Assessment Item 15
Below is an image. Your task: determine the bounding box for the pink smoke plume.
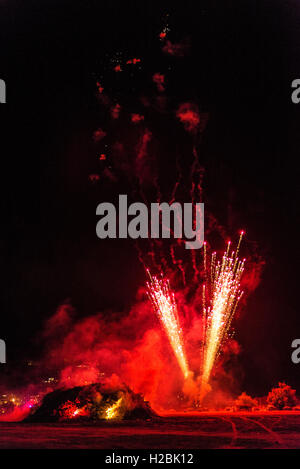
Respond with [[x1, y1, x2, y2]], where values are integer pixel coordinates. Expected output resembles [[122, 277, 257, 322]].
[[37, 261, 257, 413], [153, 73, 165, 92], [111, 103, 121, 119], [93, 128, 106, 142], [176, 103, 209, 134], [162, 39, 190, 57]]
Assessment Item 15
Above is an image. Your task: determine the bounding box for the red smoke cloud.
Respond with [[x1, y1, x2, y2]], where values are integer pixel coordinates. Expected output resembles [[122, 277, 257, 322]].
[[176, 103, 200, 133], [0, 405, 33, 422], [93, 128, 106, 142], [153, 73, 165, 92], [114, 64, 122, 72], [37, 266, 252, 412], [135, 129, 154, 186], [126, 58, 141, 65], [111, 103, 121, 119], [162, 39, 190, 57], [88, 173, 100, 183], [131, 113, 144, 124], [175, 103, 209, 134], [241, 257, 266, 293], [41, 295, 188, 411], [96, 81, 104, 94]]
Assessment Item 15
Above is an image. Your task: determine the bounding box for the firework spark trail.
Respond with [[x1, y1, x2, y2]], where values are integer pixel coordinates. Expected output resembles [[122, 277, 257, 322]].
[[135, 242, 148, 272], [168, 204, 186, 285], [201, 233, 245, 392], [170, 245, 186, 286], [105, 397, 123, 419], [147, 270, 190, 379], [155, 239, 169, 273], [189, 146, 204, 284], [169, 180, 180, 205]]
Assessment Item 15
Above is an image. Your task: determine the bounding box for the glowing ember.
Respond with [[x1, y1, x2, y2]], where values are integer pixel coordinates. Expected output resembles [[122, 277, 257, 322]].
[[58, 401, 88, 420], [201, 232, 245, 392], [105, 397, 123, 420], [146, 270, 190, 379]]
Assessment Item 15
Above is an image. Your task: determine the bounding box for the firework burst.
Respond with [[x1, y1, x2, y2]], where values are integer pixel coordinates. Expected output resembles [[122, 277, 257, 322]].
[[200, 232, 245, 392], [146, 233, 247, 402], [146, 270, 191, 380]]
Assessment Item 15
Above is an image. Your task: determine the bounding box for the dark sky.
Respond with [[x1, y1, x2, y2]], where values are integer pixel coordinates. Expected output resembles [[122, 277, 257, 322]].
[[0, 0, 300, 395]]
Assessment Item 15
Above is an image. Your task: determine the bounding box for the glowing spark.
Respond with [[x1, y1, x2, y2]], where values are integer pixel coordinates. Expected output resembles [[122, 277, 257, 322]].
[[146, 270, 190, 379], [201, 234, 245, 391], [105, 398, 123, 420], [203, 241, 207, 273]]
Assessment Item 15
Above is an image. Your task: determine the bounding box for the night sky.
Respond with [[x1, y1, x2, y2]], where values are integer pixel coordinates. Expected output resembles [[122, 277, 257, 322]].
[[1, 0, 300, 396]]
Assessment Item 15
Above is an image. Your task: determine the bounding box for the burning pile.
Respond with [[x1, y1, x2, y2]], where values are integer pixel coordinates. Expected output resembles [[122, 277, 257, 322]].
[[25, 383, 156, 423]]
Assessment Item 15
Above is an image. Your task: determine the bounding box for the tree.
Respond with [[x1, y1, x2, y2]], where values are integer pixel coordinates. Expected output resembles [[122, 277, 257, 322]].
[[267, 382, 297, 410]]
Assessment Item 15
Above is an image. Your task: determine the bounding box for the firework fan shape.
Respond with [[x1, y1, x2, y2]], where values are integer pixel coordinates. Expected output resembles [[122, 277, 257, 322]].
[[146, 270, 191, 380], [147, 233, 246, 398], [201, 232, 245, 392]]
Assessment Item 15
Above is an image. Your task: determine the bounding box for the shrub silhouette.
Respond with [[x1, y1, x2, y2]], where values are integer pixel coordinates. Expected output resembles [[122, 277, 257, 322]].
[[267, 382, 297, 410], [235, 392, 257, 410]]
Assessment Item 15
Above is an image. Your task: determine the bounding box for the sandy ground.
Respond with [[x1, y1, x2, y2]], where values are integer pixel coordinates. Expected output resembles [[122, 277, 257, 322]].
[[1, 412, 300, 449]]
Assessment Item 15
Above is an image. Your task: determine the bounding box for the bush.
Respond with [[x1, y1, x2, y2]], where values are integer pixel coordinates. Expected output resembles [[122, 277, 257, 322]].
[[235, 392, 257, 410], [267, 382, 297, 410]]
